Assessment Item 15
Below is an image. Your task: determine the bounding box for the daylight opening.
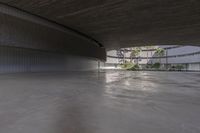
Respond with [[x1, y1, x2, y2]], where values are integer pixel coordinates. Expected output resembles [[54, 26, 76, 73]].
[[102, 45, 200, 71]]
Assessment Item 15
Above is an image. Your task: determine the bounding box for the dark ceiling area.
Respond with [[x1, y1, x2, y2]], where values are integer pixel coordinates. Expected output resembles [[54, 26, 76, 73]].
[[1, 0, 200, 49]]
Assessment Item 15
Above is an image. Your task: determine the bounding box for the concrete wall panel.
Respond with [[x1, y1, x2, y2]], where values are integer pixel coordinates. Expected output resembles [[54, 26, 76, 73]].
[[0, 4, 105, 73], [0, 46, 99, 73]]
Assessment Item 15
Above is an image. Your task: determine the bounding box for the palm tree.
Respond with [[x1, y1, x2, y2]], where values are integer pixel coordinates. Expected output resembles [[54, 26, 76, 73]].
[[130, 47, 141, 64], [145, 46, 154, 64], [155, 47, 165, 64], [122, 48, 129, 64]]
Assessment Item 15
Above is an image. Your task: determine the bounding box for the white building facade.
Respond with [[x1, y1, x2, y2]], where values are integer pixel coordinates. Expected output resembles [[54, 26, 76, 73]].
[[105, 45, 200, 71]]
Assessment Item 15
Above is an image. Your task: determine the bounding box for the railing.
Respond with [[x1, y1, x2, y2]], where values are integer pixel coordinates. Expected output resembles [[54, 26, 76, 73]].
[[108, 51, 200, 59]]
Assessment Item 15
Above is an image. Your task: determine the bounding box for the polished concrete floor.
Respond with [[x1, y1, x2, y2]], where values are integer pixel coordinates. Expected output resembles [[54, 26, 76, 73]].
[[0, 70, 200, 133]]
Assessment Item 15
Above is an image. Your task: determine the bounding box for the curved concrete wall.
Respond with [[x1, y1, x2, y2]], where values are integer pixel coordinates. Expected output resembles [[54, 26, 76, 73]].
[[157, 46, 200, 64], [0, 46, 100, 73], [0, 4, 106, 73]]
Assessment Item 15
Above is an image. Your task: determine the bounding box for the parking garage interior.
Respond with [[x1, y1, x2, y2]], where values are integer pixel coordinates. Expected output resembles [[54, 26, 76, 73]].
[[0, 1, 200, 133]]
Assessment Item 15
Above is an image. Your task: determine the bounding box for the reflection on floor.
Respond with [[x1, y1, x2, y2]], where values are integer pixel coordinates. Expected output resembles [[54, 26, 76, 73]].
[[0, 70, 200, 133]]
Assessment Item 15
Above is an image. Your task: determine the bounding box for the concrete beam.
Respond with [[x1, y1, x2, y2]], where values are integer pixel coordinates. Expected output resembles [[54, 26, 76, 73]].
[[0, 4, 106, 73], [0, 3, 106, 60], [1, 0, 200, 49]]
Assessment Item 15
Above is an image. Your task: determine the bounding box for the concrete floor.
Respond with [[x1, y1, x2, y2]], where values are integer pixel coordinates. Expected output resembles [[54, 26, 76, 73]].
[[0, 71, 200, 133]]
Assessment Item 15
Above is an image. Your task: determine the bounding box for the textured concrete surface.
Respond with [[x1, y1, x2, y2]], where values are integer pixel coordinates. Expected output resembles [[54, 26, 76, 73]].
[[0, 46, 99, 73], [0, 4, 106, 60], [1, 0, 200, 48], [0, 71, 200, 133]]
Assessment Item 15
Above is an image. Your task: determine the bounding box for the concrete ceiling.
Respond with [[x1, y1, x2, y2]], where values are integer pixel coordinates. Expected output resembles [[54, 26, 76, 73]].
[[1, 0, 200, 49]]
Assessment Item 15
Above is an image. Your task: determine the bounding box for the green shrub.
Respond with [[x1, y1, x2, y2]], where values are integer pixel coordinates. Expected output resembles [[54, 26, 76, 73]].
[[152, 62, 161, 69], [127, 64, 140, 71], [146, 64, 152, 69], [169, 64, 184, 71], [169, 66, 176, 71], [120, 62, 139, 71], [176, 64, 184, 71], [120, 62, 133, 69]]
